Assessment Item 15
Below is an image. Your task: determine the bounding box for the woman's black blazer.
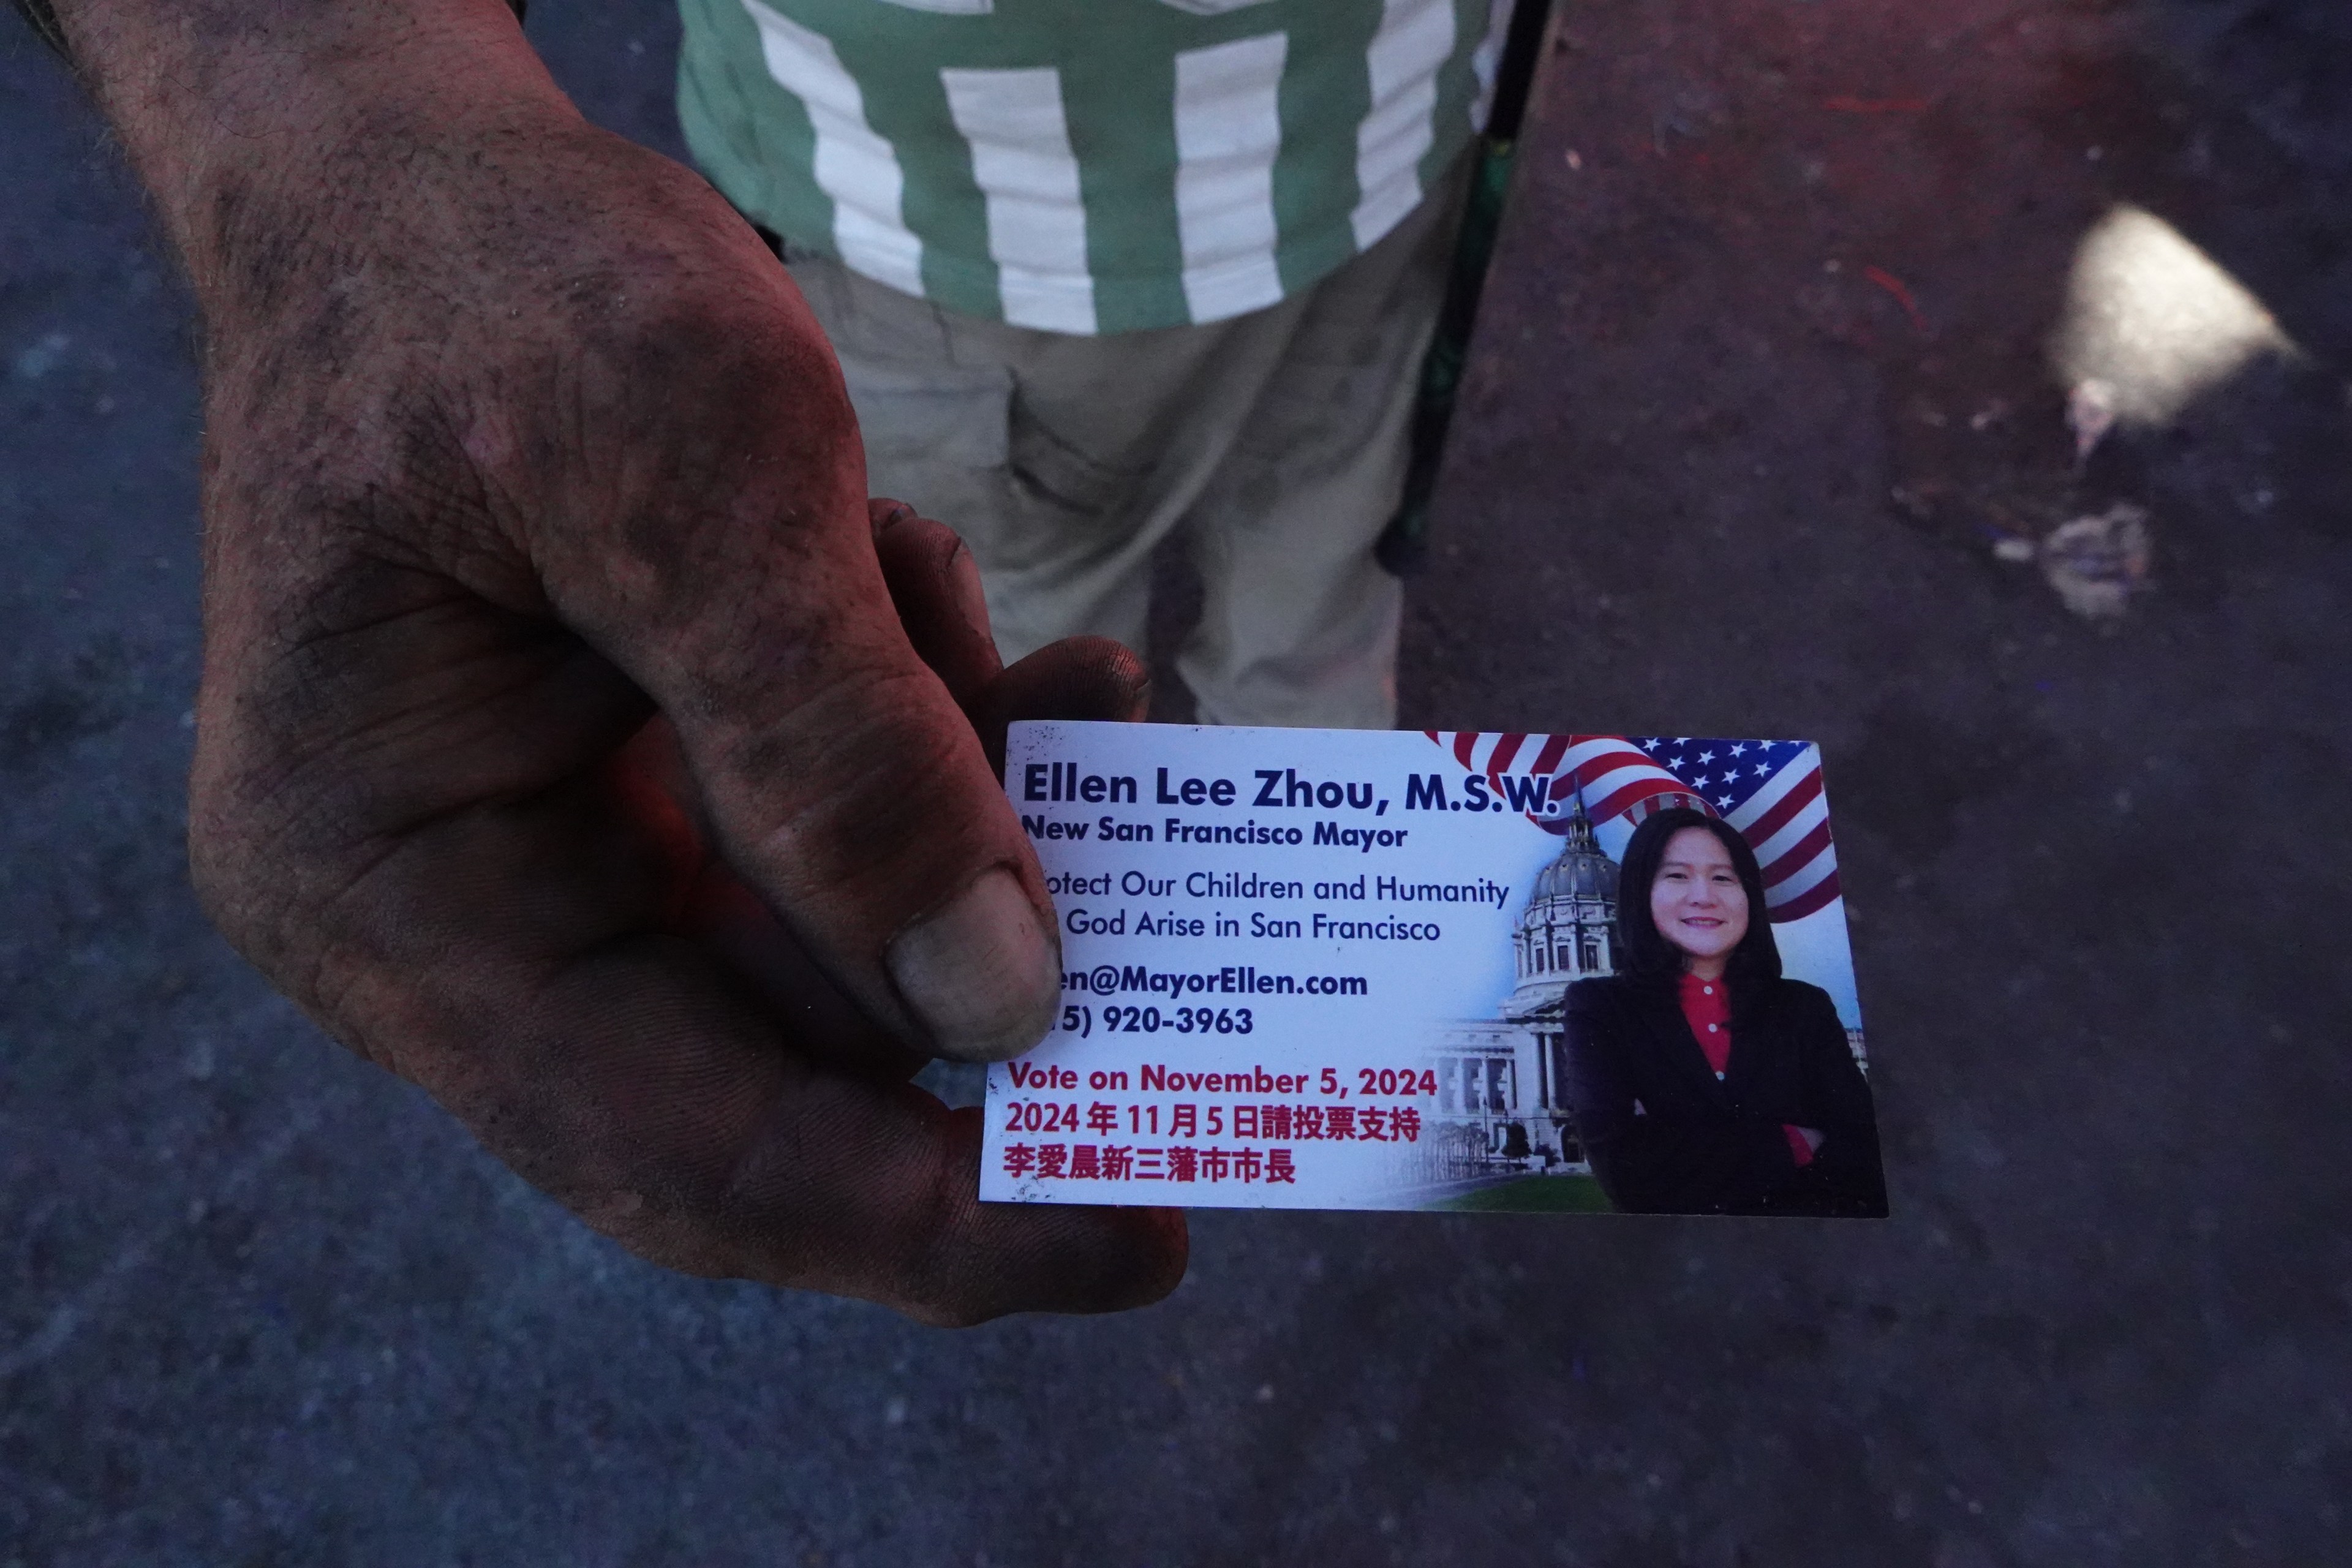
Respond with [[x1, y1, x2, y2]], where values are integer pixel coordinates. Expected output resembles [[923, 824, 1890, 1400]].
[[1563, 975, 1886, 1216]]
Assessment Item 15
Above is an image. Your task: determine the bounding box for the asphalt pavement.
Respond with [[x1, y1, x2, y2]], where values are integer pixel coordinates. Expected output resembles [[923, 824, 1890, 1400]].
[[4, 1, 2348, 1563]]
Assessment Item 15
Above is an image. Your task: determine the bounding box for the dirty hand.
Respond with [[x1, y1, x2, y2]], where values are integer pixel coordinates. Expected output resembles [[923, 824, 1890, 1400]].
[[58, 0, 1184, 1322]]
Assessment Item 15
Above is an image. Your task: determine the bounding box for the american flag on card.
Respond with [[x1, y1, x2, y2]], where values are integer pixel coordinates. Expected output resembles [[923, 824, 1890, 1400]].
[[1426, 732, 1842, 922]]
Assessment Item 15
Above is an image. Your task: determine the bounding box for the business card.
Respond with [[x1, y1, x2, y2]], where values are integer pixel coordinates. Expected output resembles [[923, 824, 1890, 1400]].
[[981, 723, 1883, 1217]]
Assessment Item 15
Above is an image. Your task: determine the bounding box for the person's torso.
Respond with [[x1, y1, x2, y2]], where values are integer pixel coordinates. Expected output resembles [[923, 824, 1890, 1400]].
[[676, 0, 1517, 334], [1581, 978, 1822, 1128]]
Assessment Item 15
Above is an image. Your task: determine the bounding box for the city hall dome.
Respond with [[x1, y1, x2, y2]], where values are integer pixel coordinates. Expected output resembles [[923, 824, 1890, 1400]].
[[1502, 797, 1623, 1023], [1529, 802, 1619, 907]]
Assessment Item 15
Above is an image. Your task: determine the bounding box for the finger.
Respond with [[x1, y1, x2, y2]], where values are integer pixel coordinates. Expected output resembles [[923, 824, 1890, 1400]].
[[863, 496, 1148, 768], [868, 498, 1001, 707], [608, 715, 926, 1082], [521, 290, 1063, 1063], [968, 635, 1151, 777]]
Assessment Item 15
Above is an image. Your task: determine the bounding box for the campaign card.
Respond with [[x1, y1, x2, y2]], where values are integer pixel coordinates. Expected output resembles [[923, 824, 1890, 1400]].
[[981, 723, 1883, 1216]]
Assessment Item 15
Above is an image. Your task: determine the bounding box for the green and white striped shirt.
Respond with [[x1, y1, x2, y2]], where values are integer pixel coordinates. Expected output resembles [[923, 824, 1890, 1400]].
[[677, 0, 1515, 334]]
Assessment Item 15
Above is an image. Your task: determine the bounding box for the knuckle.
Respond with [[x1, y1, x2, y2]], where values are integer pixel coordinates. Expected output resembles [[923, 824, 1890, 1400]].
[[582, 273, 853, 453]]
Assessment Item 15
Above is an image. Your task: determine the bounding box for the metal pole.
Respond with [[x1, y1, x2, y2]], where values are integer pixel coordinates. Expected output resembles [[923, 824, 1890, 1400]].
[[1375, 0, 1559, 576]]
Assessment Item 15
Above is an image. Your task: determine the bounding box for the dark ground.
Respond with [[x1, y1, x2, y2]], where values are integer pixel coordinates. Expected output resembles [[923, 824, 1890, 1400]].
[[5, 1, 2350, 1563]]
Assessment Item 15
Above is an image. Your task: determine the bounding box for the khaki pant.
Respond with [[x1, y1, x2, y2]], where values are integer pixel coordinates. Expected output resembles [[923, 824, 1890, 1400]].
[[782, 154, 1469, 730]]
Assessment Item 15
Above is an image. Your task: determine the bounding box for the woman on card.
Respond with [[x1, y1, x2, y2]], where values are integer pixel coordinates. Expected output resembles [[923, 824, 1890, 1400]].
[[1564, 808, 1886, 1216]]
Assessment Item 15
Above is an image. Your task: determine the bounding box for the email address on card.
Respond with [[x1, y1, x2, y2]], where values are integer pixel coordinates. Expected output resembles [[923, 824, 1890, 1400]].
[[1063, 965, 1368, 999]]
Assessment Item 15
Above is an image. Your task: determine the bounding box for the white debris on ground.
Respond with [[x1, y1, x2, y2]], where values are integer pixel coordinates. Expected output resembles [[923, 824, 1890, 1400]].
[[1981, 380, 2159, 617], [2035, 503, 2154, 620], [2052, 205, 2296, 433]]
